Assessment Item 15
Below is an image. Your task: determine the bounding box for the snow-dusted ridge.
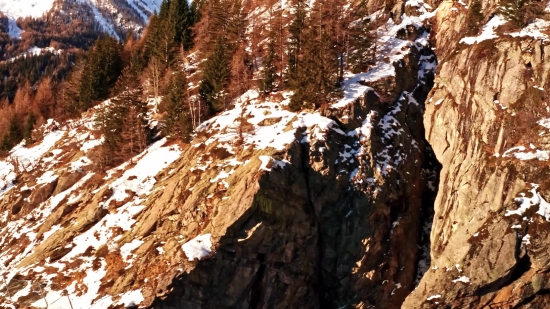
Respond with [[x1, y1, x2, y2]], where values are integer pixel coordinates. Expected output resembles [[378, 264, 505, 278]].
[[461, 14, 550, 45], [0, 0, 161, 39], [0, 0, 56, 19]]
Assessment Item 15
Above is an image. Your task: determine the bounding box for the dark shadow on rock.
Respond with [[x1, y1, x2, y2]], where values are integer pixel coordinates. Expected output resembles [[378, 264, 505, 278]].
[[149, 115, 439, 309], [148, 24, 440, 309]]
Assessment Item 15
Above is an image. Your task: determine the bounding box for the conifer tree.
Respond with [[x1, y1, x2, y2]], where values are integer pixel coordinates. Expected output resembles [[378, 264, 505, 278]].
[[144, 14, 162, 60], [161, 71, 193, 141], [199, 36, 231, 113], [349, 0, 373, 73], [287, 0, 308, 90], [23, 113, 36, 141], [466, 1, 484, 36], [170, 0, 196, 50], [79, 36, 123, 110], [499, 0, 542, 27], [0, 117, 22, 152], [145, 1, 176, 67], [96, 66, 148, 166], [260, 32, 279, 95], [288, 0, 339, 111]]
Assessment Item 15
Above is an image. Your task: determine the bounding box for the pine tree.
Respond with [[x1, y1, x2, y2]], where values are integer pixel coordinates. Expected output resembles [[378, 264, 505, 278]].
[[288, 0, 340, 111], [145, 1, 177, 67], [260, 32, 278, 95], [23, 113, 37, 141], [161, 71, 193, 141], [1, 117, 22, 151], [466, 1, 484, 36], [199, 36, 231, 113], [287, 0, 308, 90], [499, 0, 542, 27], [79, 36, 123, 110], [170, 0, 196, 50], [349, 0, 373, 73], [96, 66, 148, 166], [144, 14, 162, 60]]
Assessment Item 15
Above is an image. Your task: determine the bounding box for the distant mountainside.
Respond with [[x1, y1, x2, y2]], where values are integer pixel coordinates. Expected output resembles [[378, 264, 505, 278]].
[[0, 0, 160, 105], [0, 0, 161, 41]]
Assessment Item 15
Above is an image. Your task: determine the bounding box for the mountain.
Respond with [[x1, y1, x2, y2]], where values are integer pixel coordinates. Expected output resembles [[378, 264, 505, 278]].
[[0, 0, 439, 307], [0, 0, 161, 109], [0, 0, 161, 40], [1, 0, 550, 308]]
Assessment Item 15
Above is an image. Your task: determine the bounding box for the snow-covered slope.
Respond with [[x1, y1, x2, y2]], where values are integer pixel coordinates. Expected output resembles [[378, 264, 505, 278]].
[[0, 0, 56, 19], [0, 0, 161, 39], [0, 0, 160, 20]]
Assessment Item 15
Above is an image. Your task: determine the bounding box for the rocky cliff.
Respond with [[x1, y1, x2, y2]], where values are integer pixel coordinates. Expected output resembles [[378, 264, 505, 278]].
[[404, 1, 550, 308], [0, 0, 442, 308], [6, 0, 550, 308]]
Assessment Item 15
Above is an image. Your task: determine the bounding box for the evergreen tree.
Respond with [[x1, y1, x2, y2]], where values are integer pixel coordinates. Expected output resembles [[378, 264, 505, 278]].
[[287, 0, 308, 90], [144, 14, 162, 60], [145, 0, 198, 67], [170, 0, 196, 50], [161, 71, 193, 141], [260, 32, 278, 95], [23, 113, 36, 141], [0, 117, 22, 152], [288, 0, 339, 111], [199, 36, 231, 113], [466, 0, 484, 36], [79, 36, 123, 110], [145, 1, 176, 67], [159, 1, 178, 67], [499, 0, 542, 27], [349, 0, 373, 73], [96, 66, 148, 166]]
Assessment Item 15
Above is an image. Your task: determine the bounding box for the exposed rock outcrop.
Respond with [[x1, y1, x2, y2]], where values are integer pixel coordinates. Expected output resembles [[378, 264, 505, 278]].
[[404, 2, 550, 308]]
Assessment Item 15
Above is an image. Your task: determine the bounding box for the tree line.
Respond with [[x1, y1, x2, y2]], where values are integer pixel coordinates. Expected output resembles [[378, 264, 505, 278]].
[[0, 0, 378, 169], [197, 0, 374, 113]]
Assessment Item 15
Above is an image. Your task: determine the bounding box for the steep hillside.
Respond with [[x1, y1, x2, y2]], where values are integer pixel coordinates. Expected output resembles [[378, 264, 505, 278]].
[[7, 0, 550, 308], [403, 1, 550, 308], [0, 0, 440, 308], [0, 0, 161, 40]]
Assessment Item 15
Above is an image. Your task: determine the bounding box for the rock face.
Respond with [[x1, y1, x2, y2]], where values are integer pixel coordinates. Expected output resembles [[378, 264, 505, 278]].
[[16, 0, 550, 308], [403, 2, 550, 309], [152, 92, 437, 308], [148, 5, 440, 309], [0, 1, 441, 308]]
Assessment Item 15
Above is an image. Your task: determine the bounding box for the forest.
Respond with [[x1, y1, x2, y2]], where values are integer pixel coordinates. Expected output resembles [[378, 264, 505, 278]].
[[0, 0, 543, 164]]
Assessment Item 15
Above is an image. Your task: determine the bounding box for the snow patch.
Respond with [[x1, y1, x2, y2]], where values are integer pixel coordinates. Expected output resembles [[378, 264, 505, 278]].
[[510, 19, 550, 41], [506, 184, 550, 221], [460, 15, 506, 45], [502, 145, 550, 161], [120, 239, 144, 264], [0, 0, 56, 19], [182, 234, 213, 261], [452, 276, 470, 283], [118, 289, 144, 307]]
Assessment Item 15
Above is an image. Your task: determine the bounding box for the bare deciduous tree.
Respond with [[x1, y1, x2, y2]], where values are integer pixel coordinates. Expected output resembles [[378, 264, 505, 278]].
[[146, 57, 162, 112]]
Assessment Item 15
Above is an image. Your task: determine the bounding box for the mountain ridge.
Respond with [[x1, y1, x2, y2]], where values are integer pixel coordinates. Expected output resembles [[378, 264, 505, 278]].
[[0, 0, 162, 40]]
